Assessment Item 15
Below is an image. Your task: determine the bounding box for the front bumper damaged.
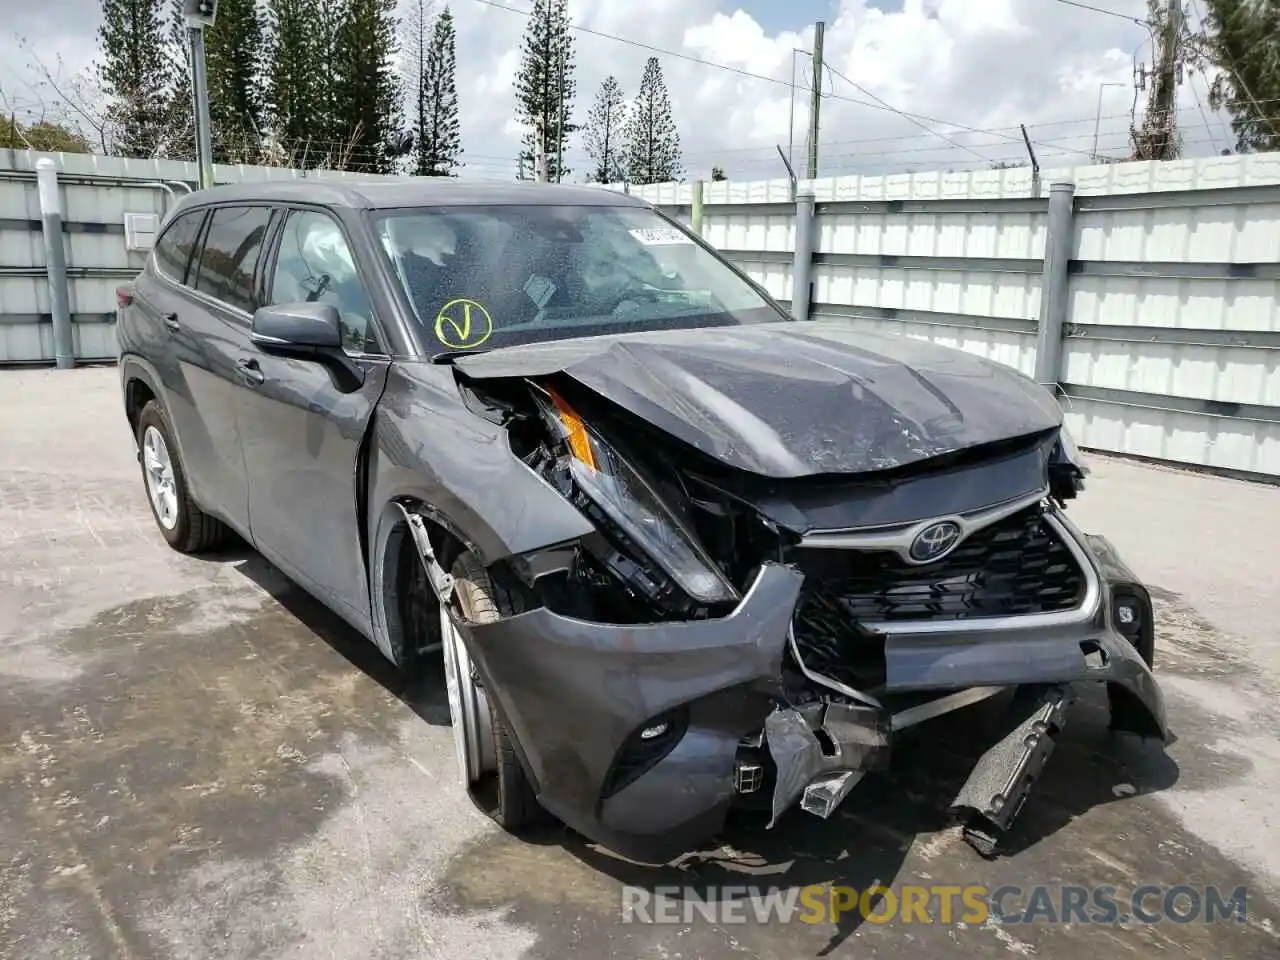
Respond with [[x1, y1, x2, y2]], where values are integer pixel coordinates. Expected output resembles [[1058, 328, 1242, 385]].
[[459, 538, 1169, 865]]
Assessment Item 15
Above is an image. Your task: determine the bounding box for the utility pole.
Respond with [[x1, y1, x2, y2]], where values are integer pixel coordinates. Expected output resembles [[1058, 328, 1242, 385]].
[[805, 20, 824, 180], [182, 0, 218, 189], [1133, 0, 1183, 160], [531, 4, 554, 183]]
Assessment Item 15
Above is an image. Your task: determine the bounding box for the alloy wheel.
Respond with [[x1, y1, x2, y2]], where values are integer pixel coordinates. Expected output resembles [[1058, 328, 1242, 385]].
[[439, 602, 496, 784], [142, 426, 179, 531]]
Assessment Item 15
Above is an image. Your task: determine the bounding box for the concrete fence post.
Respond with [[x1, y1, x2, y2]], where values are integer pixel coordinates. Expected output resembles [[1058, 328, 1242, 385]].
[[36, 158, 75, 370], [691, 179, 705, 235], [1034, 181, 1075, 392], [791, 188, 816, 321]]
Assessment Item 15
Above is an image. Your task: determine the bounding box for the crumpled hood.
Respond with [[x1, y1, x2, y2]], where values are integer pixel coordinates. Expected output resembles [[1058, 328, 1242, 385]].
[[454, 320, 1062, 478]]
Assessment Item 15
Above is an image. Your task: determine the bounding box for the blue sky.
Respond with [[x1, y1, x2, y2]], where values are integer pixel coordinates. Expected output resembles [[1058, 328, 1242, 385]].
[[742, 0, 898, 33], [742, 0, 836, 32]]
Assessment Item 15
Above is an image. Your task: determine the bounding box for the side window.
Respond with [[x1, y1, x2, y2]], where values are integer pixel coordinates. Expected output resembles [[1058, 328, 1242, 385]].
[[153, 209, 205, 283], [270, 209, 379, 354], [193, 205, 273, 312]]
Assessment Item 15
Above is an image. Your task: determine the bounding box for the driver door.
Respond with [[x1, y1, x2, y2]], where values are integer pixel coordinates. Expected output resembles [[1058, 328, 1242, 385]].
[[235, 206, 390, 631]]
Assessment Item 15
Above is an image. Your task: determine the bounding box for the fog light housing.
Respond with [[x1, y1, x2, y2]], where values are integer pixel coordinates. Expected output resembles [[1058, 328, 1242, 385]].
[[1110, 588, 1155, 667], [601, 708, 689, 799]]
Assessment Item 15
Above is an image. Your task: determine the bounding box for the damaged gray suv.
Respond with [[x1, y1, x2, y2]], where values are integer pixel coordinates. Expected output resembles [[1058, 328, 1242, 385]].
[[117, 179, 1168, 864]]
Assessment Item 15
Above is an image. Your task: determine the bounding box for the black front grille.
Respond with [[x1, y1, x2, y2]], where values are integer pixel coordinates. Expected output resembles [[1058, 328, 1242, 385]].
[[794, 505, 1086, 624]]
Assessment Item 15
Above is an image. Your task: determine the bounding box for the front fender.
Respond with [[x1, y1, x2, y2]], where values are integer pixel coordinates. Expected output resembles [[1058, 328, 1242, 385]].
[[369, 362, 594, 564], [365, 361, 596, 664]]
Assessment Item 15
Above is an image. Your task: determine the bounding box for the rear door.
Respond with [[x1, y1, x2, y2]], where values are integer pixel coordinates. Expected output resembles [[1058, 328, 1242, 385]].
[[176, 204, 278, 533], [234, 206, 391, 628]]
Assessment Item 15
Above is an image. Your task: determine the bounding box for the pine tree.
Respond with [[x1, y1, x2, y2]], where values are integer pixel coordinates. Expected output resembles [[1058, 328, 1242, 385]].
[[168, 0, 267, 163], [513, 0, 576, 181], [164, 1, 196, 160], [333, 0, 403, 172], [415, 6, 462, 175], [583, 76, 626, 183], [96, 0, 175, 157], [204, 0, 266, 161], [1195, 0, 1280, 152], [624, 57, 683, 185], [401, 0, 434, 172], [265, 0, 319, 163]]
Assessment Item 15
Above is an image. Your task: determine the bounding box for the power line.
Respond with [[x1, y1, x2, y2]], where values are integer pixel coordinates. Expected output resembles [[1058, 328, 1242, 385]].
[[468, 0, 802, 88], [465, 0, 1065, 155], [1184, 0, 1278, 141], [1183, 0, 1234, 149], [468, 0, 1257, 172], [1051, 0, 1150, 27], [676, 99, 1249, 159], [822, 62, 994, 163]]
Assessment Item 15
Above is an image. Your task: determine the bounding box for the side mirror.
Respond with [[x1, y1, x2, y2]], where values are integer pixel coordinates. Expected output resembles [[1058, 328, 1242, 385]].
[[251, 302, 343, 351], [249, 302, 363, 392]]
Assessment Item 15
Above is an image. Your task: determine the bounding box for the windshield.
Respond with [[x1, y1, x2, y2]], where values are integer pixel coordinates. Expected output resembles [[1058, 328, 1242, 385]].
[[373, 204, 784, 356]]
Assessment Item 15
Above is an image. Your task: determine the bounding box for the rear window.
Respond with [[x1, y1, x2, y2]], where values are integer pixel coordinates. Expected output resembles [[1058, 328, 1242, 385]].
[[373, 204, 782, 356], [153, 209, 205, 283], [193, 205, 273, 312]]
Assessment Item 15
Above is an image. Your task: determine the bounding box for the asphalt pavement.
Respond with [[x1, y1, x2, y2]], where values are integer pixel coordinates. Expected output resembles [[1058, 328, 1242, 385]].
[[2, 365, 1278, 959]]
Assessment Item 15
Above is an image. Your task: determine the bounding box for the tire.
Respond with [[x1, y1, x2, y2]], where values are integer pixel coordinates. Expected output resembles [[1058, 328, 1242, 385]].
[[448, 551, 549, 831], [136, 400, 229, 553], [390, 530, 440, 679]]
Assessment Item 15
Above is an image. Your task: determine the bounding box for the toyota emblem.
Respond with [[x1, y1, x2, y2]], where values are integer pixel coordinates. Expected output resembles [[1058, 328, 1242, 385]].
[[909, 520, 962, 563]]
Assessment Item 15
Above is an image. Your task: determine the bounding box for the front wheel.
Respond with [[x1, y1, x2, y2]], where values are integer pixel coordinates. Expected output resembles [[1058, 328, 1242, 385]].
[[442, 552, 548, 831]]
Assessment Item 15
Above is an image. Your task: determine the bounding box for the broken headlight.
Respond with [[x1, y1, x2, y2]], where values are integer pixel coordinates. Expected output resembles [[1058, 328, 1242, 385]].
[[1058, 424, 1090, 475], [540, 389, 740, 605], [1049, 424, 1089, 501]]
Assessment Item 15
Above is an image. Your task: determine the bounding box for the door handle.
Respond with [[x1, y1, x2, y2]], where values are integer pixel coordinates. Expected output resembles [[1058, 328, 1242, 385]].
[[163, 312, 180, 332], [236, 357, 265, 386]]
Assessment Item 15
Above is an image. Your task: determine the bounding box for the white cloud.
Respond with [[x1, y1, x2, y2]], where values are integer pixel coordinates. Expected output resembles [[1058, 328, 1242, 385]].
[[449, 0, 1235, 181], [1, 0, 1240, 180]]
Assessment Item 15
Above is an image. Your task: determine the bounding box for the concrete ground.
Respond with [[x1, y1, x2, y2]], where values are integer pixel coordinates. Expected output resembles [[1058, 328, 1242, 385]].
[[2, 365, 1279, 960]]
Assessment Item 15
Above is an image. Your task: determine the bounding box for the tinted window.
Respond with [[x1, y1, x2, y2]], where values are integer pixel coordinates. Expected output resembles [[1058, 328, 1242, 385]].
[[194, 205, 273, 312], [270, 209, 379, 354], [374, 204, 781, 357], [153, 210, 204, 283]]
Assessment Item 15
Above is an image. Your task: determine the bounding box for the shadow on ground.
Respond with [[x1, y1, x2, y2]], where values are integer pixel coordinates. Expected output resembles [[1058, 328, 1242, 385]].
[[209, 546, 1280, 959], [222, 544, 451, 727], [526, 687, 1182, 954]]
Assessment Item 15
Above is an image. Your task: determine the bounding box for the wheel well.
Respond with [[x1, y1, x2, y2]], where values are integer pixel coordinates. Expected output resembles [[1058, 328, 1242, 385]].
[[380, 504, 467, 664], [125, 377, 157, 435]]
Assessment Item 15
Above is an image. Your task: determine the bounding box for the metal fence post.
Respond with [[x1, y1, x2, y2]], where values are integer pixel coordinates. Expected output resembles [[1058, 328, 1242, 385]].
[[791, 188, 816, 321], [36, 158, 75, 370], [1035, 181, 1075, 392], [691, 179, 705, 235]]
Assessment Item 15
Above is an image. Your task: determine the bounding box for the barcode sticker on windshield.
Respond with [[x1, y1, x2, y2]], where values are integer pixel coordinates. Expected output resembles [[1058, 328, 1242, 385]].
[[629, 227, 693, 246]]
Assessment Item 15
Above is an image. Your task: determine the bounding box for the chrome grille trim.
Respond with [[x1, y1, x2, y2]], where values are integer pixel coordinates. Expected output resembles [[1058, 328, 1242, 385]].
[[798, 487, 1049, 562], [857, 512, 1100, 636]]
